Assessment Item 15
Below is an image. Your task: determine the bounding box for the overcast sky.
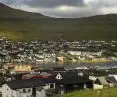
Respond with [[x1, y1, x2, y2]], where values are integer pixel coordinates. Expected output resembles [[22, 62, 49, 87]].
[[0, 0, 117, 18]]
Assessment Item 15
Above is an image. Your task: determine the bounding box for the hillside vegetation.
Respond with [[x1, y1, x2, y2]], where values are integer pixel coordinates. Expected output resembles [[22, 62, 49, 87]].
[[0, 3, 117, 41], [54, 88, 117, 97]]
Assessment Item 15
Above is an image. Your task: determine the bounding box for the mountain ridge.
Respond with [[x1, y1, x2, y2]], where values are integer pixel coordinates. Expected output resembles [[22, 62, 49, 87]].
[[0, 3, 117, 41], [0, 3, 49, 19]]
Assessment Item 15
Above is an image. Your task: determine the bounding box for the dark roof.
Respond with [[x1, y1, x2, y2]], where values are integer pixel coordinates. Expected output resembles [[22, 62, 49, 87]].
[[32, 71, 92, 85], [53, 67, 66, 71], [39, 77, 55, 84], [14, 73, 29, 80], [56, 76, 92, 85], [7, 79, 45, 90], [55, 71, 92, 84], [106, 76, 117, 84]]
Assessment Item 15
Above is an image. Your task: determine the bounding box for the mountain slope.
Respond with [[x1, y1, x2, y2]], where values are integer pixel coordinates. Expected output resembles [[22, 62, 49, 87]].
[[0, 3, 49, 19], [0, 3, 117, 41]]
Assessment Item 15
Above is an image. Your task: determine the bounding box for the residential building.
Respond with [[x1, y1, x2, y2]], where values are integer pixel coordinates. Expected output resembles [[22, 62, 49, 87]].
[[2, 79, 46, 97]]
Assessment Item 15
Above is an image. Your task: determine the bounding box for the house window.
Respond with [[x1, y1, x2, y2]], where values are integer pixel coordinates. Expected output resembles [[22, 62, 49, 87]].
[[73, 85, 78, 88], [23, 89, 26, 93], [60, 85, 64, 88], [50, 84, 54, 89]]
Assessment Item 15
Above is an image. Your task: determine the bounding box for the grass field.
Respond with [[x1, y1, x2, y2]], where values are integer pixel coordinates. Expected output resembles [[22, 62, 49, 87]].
[[54, 88, 117, 97], [1, 16, 117, 41], [78, 59, 112, 63]]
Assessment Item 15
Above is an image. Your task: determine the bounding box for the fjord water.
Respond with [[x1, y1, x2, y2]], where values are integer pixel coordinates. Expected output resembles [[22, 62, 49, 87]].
[[39, 61, 117, 70]]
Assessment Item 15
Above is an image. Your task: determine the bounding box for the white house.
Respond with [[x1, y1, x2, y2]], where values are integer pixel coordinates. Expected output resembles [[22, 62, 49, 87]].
[[67, 51, 81, 56], [2, 79, 46, 97], [82, 52, 102, 57], [93, 77, 108, 90]]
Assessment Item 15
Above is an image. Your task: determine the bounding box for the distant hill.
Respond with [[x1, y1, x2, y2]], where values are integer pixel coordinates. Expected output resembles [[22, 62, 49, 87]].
[[0, 3, 117, 41]]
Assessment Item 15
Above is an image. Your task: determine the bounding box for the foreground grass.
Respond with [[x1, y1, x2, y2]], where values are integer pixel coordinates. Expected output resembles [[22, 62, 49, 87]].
[[54, 88, 117, 97]]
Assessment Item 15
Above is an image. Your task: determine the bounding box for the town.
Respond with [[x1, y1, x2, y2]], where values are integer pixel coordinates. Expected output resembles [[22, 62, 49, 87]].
[[0, 37, 117, 65], [0, 37, 117, 97]]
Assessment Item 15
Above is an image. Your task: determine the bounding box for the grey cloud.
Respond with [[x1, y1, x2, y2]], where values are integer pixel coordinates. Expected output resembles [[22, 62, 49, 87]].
[[23, 0, 85, 8], [41, 11, 99, 18], [0, 0, 16, 5], [22, 0, 117, 9], [94, 0, 117, 8], [39, 7, 101, 18], [0, 0, 117, 18]]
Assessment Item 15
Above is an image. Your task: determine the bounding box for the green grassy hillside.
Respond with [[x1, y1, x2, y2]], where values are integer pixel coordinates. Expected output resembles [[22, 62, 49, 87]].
[[0, 3, 117, 41], [54, 88, 117, 97]]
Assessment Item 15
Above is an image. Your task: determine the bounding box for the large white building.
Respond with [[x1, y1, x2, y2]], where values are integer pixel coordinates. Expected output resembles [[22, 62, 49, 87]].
[[2, 79, 46, 97]]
